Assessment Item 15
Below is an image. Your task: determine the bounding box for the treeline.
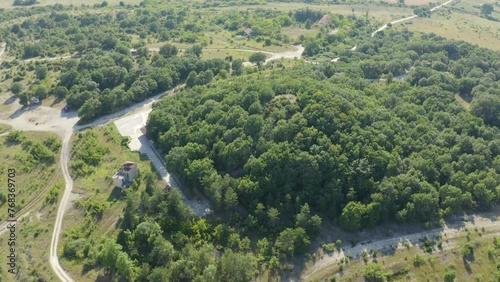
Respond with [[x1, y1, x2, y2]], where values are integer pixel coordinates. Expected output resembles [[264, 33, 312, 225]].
[[12, 0, 36, 6], [147, 32, 500, 234], [0, 5, 204, 58], [58, 44, 235, 122]]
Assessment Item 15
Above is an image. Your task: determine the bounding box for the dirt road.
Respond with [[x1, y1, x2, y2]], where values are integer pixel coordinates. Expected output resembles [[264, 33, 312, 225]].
[[301, 213, 499, 281], [49, 131, 75, 282], [371, 0, 456, 37]]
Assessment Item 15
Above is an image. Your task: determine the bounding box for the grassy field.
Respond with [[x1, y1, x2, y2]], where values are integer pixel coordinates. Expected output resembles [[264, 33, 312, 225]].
[[0, 123, 11, 134], [0, 131, 62, 222], [306, 217, 500, 281], [0, 131, 63, 282], [0, 178, 65, 282], [398, 1, 500, 51], [60, 124, 161, 281]]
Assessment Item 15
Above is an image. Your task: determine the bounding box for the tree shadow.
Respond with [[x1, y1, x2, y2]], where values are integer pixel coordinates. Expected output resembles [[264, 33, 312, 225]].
[[51, 96, 64, 107], [462, 256, 473, 273], [107, 187, 125, 202], [3, 95, 17, 105]]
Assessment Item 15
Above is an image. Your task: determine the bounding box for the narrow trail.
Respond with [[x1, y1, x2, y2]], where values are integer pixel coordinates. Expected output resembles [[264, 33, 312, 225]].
[[49, 131, 74, 282], [371, 0, 456, 37], [301, 213, 499, 281]]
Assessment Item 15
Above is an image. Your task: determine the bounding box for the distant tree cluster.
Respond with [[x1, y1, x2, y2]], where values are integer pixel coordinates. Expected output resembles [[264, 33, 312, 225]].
[[12, 0, 36, 6]]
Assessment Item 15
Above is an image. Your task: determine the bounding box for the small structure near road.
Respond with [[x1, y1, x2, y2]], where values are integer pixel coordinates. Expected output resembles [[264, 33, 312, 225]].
[[112, 161, 138, 189], [243, 27, 252, 36]]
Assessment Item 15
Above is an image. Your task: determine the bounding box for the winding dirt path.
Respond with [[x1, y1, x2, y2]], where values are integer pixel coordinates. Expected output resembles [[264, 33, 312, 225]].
[[371, 0, 456, 37], [302, 213, 499, 280], [49, 131, 75, 282]]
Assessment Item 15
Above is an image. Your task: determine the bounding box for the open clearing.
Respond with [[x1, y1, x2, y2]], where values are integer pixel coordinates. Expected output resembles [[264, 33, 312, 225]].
[[302, 213, 500, 281], [397, 0, 500, 50]]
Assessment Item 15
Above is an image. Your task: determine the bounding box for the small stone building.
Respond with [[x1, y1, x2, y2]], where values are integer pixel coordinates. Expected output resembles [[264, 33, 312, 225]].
[[112, 161, 138, 189]]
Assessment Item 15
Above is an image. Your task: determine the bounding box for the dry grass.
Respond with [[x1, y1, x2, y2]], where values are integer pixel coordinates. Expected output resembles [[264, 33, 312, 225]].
[[0, 131, 63, 282], [455, 94, 471, 111], [0, 178, 65, 282], [399, 6, 500, 51], [0, 131, 61, 222], [201, 49, 266, 61], [306, 222, 500, 281], [0, 123, 11, 133]]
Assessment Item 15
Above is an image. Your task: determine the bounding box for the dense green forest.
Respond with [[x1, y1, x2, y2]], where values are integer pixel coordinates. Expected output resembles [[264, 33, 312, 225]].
[[2, 1, 499, 281], [60, 28, 500, 282], [148, 30, 500, 232]]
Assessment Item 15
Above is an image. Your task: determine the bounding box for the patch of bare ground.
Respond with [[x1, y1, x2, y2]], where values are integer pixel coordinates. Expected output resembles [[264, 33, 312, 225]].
[[294, 210, 499, 281]]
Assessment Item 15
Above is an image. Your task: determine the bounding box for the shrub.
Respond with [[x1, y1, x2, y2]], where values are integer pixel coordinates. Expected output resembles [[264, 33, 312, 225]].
[[462, 242, 474, 259], [63, 238, 89, 260], [444, 270, 456, 282], [363, 263, 387, 282], [6, 130, 23, 143], [323, 243, 336, 253], [413, 254, 424, 267]]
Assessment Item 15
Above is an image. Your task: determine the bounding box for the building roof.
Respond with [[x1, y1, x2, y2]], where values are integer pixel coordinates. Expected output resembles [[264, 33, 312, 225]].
[[120, 161, 137, 172], [243, 27, 252, 36]]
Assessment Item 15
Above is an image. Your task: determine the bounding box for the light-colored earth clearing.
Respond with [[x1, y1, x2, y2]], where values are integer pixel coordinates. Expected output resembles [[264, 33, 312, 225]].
[[302, 213, 500, 281]]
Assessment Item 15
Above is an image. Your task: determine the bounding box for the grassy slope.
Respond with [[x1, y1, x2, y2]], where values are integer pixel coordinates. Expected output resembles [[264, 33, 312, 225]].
[[304, 216, 500, 281], [0, 131, 61, 222], [0, 131, 63, 282], [60, 124, 160, 282], [0, 123, 11, 134], [401, 0, 500, 51]]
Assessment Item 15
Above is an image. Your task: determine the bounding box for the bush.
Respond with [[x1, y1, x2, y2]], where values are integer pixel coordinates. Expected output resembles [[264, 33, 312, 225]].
[[363, 263, 387, 282], [444, 270, 456, 282], [6, 130, 23, 143], [63, 238, 89, 260], [323, 243, 335, 253], [413, 254, 424, 267], [462, 242, 474, 259], [45, 184, 61, 204]]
